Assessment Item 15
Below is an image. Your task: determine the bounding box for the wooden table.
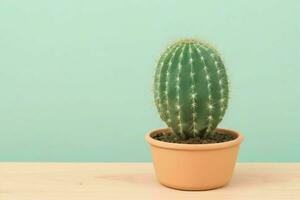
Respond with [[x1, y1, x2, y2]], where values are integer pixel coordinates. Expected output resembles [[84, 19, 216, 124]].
[[0, 163, 299, 200]]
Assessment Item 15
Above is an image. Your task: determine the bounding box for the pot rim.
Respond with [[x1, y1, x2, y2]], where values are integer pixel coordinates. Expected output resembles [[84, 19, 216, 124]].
[[145, 127, 244, 151]]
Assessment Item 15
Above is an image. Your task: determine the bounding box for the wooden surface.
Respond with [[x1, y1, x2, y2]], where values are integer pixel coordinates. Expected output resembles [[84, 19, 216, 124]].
[[0, 163, 299, 200]]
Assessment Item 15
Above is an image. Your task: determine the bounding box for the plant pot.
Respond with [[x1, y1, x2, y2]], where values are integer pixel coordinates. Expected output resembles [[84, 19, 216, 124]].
[[145, 127, 243, 190]]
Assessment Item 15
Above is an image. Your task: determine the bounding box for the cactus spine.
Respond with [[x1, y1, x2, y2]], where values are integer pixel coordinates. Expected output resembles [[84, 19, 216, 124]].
[[154, 39, 229, 138]]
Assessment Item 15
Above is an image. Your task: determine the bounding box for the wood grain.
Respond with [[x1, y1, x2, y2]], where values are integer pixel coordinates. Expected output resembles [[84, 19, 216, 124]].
[[0, 163, 299, 200]]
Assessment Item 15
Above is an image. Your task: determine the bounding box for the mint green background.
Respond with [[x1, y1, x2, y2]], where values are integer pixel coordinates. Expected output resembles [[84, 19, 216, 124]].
[[1, 0, 299, 162]]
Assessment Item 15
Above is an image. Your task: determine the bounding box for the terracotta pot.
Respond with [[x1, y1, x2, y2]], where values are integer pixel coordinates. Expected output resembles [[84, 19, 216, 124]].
[[145, 128, 243, 190]]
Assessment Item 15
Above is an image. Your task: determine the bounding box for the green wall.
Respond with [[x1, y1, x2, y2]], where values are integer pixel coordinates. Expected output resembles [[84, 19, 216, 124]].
[[1, 0, 299, 162]]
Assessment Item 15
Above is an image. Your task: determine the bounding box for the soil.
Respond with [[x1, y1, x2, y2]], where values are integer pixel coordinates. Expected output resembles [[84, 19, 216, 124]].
[[152, 131, 236, 144]]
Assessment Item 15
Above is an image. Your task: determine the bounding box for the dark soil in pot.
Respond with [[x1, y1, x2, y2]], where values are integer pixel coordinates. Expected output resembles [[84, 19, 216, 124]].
[[152, 131, 236, 144]]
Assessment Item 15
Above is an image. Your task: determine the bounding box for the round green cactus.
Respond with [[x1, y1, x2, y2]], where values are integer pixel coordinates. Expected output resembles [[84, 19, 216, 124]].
[[154, 39, 229, 138]]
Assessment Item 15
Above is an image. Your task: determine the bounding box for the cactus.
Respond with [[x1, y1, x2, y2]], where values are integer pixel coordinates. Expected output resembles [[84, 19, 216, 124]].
[[154, 39, 229, 139]]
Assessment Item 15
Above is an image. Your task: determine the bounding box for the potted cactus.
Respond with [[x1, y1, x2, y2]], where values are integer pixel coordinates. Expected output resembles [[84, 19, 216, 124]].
[[145, 39, 244, 190]]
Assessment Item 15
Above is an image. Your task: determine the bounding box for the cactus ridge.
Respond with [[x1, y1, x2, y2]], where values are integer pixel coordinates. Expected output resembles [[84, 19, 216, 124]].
[[154, 39, 229, 138]]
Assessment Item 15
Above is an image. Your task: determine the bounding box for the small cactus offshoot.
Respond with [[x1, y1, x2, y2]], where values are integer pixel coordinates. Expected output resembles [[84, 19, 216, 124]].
[[154, 39, 229, 139]]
